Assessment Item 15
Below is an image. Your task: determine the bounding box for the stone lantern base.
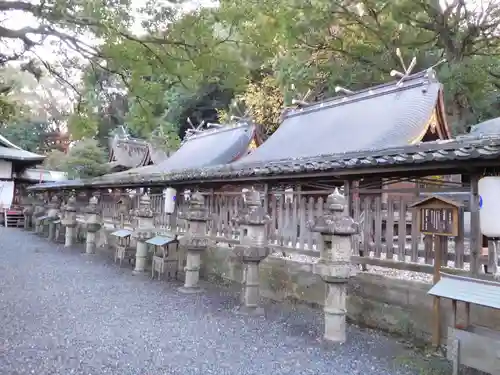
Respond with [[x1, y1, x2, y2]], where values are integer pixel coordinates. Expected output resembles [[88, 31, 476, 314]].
[[178, 248, 204, 294]]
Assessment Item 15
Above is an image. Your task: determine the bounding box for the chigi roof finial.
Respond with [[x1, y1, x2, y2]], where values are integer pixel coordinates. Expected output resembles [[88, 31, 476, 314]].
[[390, 48, 417, 87], [291, 88, 313, 108], [334, 86, 354, 96]]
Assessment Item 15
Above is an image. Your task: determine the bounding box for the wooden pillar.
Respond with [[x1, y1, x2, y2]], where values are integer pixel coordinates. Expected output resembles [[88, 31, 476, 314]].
[[344, 180, 352, 215], [465, 302, 471, 327], [451, 299, 457, 328], [470, 174, 481, 276]]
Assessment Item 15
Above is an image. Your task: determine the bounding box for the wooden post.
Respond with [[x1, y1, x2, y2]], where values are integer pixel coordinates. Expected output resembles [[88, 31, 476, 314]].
[[470, 174, 481, 276], [263, 184, 269, 207], [451, 299, 457, 328], [344, 180, 352, 215], [263, 183, 269, 239], [432, 234, 442, 348], [465, 302, 471, 328]]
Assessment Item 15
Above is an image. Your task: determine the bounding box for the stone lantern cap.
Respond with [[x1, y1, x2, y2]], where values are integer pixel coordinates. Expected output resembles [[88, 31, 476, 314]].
[[47, 195, 61, 210], [233, 188, 270, 226], [64, 195, 77, 212], [180, 191, 210, 222], [133, 193, 154, 218], [84, 195, 101, 214], [308, 188, 358, 236]]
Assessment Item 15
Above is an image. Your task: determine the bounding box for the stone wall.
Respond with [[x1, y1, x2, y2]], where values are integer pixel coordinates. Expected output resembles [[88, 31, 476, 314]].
[[202, 245, 500, 344]]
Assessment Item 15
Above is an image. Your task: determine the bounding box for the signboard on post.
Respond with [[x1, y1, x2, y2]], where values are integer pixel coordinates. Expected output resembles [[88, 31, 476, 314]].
[[409, 195, 463, 350], [410, 196, 462, 237]]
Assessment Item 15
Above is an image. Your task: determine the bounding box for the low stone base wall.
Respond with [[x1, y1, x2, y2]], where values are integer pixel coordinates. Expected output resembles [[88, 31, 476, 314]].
[[86, 224, 500, 344], [202, 245, 500, 344]]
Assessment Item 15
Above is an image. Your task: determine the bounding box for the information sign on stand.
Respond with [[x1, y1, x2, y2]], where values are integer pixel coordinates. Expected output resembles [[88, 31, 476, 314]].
[[410, 196, 463, 349]]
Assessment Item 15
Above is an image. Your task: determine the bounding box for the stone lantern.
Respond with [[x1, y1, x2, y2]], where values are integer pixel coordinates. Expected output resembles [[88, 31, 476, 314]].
[[84, 195, 102, 254], [33, 193, 46, 234], [22, 193, 34, 230], [131, 193, 154, 275], [232, 188, 270, 314], [61, 194, 78, 247], [46, 195, 61, 241], [178, 191, 210, 293], [308, 188, 358, 343]]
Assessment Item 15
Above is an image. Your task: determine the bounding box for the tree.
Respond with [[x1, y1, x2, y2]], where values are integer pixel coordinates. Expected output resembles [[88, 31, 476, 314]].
[[0, 0, 136, 96], [0, 120, 53, 152], [67, 63, 128, 146], [215, 0, 500, 133], [222, 76, 284, 134], [43, 139, 109, 179]]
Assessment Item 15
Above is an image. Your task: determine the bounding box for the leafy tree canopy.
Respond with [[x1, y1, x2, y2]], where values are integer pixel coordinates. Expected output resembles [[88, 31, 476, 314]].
[[43, 138, 109, 179], [3, 0, 500, 149]]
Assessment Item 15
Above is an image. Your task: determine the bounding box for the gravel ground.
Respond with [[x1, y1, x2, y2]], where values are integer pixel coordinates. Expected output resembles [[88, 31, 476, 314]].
[[0, 227, 428, 375]]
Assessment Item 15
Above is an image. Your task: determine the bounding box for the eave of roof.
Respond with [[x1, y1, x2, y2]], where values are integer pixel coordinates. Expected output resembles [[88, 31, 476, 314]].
[[0, 146, 45, 162], [27, 134, 500, 191]]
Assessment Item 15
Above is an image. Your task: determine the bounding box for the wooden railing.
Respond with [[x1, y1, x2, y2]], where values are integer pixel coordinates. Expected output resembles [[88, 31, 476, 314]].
[[88, 186, 494, 277]]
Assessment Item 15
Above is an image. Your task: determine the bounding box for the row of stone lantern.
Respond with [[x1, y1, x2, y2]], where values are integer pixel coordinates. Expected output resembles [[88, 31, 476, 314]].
[[174, 187, 359, 343], [21, 186, 358, 344], [23, 192, 103, 254]]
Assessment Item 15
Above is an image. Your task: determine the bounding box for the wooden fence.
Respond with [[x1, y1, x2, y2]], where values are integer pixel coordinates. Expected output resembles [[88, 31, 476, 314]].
[[85, 183, 495, 278]]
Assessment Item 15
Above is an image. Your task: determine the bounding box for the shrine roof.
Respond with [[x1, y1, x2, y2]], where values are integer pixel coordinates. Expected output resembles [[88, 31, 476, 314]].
[[0, 134, 44, 162], [29, 121, 257, 189], [94, 121, 256, 181], [233, 69, 444, 165], [27, 132, 500, 190], [468, 116, 500, 136]]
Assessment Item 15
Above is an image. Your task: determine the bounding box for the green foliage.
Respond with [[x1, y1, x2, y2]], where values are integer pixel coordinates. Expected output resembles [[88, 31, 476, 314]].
[[43, 139, 109, 179], [9, 0, 500, 146], [238, 76, 284, 134], [148, 122, 181, 154], [43, 149, 67, 171], [0, 120, 53, 153]]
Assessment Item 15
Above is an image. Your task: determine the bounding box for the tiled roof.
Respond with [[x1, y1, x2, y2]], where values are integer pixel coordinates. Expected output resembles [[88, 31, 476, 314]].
[[236, 70, 442, 165], [141, 135, 500, 183], [0, 146, 45, 162], [94, 121, 256, 182], [29, 121, 257, 190], [0, 134, 44, 162], [27, 134, 500, 190], [469, 116, 500, 136]]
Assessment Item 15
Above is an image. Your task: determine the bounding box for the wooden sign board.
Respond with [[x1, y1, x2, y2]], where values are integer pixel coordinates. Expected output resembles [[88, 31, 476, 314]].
[[409, 196, 462, 237]]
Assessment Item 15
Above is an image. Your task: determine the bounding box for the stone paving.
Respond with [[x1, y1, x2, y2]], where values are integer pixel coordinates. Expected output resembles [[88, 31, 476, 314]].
[[0, 227, 433, 375]]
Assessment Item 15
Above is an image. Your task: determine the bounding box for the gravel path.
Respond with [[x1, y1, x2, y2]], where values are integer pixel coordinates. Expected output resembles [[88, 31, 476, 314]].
[[0, 227, 424, 375]]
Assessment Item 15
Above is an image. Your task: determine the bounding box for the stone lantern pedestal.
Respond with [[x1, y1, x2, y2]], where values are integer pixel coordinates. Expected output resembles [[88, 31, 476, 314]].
[[22, 194, 34, 230], [46, 196, 61, 241], [308, 188, 358, 343], [33, 194, 46, 234], [84, 196, 102, 254], [178, 191, 210, 293], [232, 189, 270, 315], [131, 194, 154, 275], [61, 195, 78, 247]]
